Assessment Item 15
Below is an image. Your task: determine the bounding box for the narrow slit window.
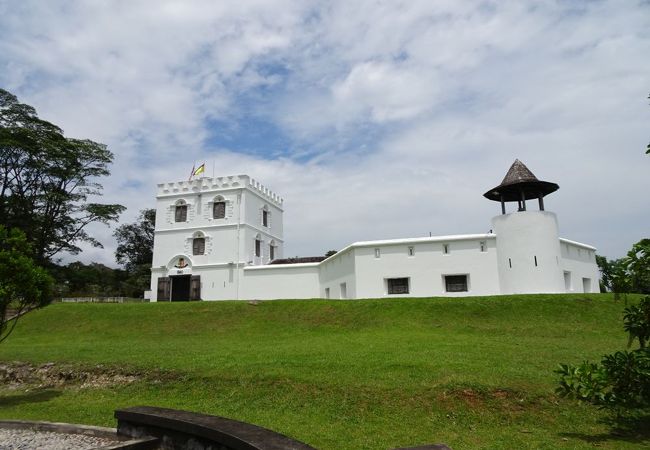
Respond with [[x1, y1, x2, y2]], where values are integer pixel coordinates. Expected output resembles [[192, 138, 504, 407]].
[[534, 255, 538, 267], [443, 244, 449, 254], [509, 258, 512, 268], [374, 248, 381, 258], [480, 241, 486, 252], [408, 246, 414, 257], [262, 209, 269, 227], [255, 239, 261, 257]]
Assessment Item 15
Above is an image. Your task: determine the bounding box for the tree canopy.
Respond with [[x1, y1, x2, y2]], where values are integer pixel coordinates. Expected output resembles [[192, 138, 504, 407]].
[[0, 88, 125, 263], [114, 208, 155, 272], [0, 226, 53, 343], [113, 208, 155, 297]]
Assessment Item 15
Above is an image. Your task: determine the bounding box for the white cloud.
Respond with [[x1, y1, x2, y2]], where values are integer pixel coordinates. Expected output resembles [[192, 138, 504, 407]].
[[0, 0, 648, 267]]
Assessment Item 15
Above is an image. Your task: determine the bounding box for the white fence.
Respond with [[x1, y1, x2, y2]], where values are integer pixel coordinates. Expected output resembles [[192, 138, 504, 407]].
[[60, 297, 137, 303]]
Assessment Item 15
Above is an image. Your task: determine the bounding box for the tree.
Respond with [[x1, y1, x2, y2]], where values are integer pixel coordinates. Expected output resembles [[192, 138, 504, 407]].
[[556, 297, 650, 412], [114, 209, 155, 271], [625, 239, 650, 294], [0, 226, 54, 343], [114, 209, 155, 297], [596, 239, 650, 296], [324, 250, 338, 258], [596, 255, 631, 297], [0, 89, 125, 263]]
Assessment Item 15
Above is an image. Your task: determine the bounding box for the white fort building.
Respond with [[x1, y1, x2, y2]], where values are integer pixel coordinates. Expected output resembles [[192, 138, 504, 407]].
[[149, 160, 599, 301]]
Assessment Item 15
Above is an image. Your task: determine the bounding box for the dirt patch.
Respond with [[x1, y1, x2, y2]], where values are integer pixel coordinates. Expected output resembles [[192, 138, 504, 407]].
[[0, 361, 172, 390], [437, 385, 537, 412]]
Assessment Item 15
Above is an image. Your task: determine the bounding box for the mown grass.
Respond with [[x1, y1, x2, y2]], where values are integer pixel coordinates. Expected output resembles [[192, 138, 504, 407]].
[[1, 293, 648, 449]]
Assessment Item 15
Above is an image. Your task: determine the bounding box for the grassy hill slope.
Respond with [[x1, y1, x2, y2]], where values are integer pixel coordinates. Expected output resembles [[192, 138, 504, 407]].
[[0, 294, 647, 449]]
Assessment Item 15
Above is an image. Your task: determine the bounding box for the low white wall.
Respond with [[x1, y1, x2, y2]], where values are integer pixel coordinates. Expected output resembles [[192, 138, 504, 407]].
[[353, 236, 500, 298], [241, 264, 321, 299], [319, 250, 356, 299], [559, 239, 600, 293]]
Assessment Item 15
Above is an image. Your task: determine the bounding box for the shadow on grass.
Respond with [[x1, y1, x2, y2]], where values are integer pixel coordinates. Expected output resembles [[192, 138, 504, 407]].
[[0, 389, 62, 407], [560, 414, 650, 445]]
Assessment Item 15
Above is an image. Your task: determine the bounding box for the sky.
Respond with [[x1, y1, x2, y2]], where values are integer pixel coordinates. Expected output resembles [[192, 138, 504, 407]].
[[1, 0, 648, 267]]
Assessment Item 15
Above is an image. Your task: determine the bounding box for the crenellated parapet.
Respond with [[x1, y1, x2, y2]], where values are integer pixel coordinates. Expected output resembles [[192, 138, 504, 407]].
[[247, 177, 283, 206], [157, 175, 283, 207]]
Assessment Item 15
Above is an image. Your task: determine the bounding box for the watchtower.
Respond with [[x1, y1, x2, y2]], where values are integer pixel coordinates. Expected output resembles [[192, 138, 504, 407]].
[[485, 160, 565, 294]]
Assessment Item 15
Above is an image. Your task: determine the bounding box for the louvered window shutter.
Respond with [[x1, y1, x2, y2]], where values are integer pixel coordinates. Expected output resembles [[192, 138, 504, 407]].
[[190, 276, 201, 301], [157, 277, 170, 301], [213, 202, 226, 219], [193, 238, 205, 255]]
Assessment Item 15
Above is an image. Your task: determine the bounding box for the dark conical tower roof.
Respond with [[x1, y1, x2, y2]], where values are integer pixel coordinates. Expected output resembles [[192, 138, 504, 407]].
[[483, 159, 559, 202]]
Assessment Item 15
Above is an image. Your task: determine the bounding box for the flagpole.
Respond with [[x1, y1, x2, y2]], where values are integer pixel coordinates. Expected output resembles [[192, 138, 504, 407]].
[[212, 159, 215, 178]]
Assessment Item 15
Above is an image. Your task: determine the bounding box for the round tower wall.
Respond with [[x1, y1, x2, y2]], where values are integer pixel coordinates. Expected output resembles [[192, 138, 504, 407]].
[[492, 211, 564, 294]]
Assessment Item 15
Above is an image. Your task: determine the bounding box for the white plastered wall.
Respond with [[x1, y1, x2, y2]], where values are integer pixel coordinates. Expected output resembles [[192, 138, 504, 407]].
[[319, 250, 356, 299], [241, 264, 320, 299], [492, 211, 565, 294], [352, 236, 500, 298], [559, 240, 600, 293]]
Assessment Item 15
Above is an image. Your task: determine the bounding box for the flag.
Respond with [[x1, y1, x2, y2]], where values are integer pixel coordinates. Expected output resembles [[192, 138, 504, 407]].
[[188, 164, 195, 180], [193, 163, 206, 176]]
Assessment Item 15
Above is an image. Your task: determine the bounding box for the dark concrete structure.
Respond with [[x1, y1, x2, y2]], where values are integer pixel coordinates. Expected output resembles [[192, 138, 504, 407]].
[[116, 406, 317, 450]]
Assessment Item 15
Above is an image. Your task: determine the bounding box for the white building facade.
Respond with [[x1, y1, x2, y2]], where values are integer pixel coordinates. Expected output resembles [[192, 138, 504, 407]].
[[149, 161, 599, 301]]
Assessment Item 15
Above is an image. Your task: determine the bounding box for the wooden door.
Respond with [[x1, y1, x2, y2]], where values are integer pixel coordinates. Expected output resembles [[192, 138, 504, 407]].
[[157, 277, 170, 301]]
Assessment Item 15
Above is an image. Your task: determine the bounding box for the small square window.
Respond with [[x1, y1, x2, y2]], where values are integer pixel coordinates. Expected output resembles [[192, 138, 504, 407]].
[[443, 244, 449, 254], [408, 246, 415, 257], [387, 278, 409, 295], [445, 275, 468, 292], [374, 248, 381, 258]]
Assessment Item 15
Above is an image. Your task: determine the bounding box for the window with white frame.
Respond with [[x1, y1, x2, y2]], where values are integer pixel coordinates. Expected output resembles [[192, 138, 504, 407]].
[[387, 278, 409, 295], [269, 240, 276, 260], [254, 236, 262, 257], [213, 196, 226, 219], [192, 231, 206, 255], [261, 205, 270, 227], [444, 275, 468, 292], [193, 237, 205, 255], [175, 200, 187, 222]]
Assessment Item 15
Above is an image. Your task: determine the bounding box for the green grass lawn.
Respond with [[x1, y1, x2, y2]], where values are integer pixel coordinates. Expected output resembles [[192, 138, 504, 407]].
[[1, 293, 648, 449]]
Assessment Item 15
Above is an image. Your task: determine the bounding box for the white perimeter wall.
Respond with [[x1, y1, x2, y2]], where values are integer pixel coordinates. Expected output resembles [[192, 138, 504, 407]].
[[559, 240, 600, 293], [241, 264, 320, 299], [353, 236, 500, 298], [319, 250, 356, 299]]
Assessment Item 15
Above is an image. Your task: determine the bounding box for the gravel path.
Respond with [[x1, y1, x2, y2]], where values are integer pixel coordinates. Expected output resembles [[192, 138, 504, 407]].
[[0, 428, 117, 449]]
